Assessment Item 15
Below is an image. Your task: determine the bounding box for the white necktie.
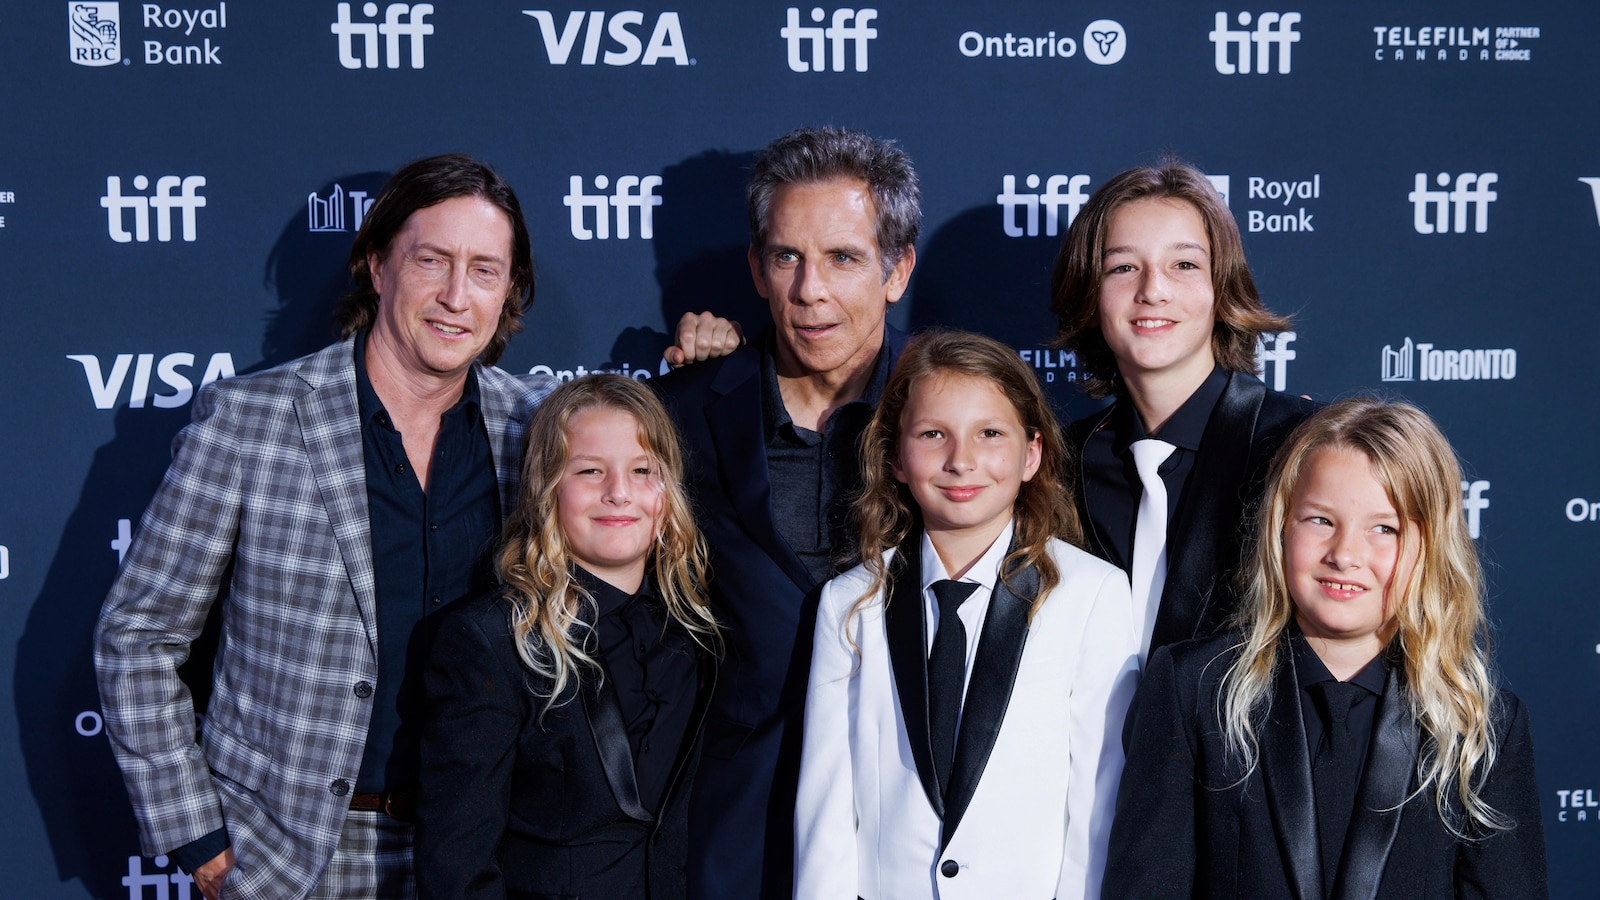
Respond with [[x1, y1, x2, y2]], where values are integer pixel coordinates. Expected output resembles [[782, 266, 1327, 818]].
[[1130, 438, 1177, 661]]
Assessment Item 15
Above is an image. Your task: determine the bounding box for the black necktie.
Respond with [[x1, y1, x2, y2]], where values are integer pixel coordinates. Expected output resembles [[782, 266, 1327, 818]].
[[928, 579, 978, 798], [1310, 679, 1365, 896]]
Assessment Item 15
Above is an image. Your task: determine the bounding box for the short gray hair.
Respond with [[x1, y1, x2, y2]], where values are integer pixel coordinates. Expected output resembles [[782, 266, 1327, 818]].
[[747, 126, 921, 281]]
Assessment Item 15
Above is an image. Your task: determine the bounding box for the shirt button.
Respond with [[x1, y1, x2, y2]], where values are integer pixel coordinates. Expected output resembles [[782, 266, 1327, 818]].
[[330, 779, 351, 797], [431, 596, 441, 606], [429, 523, 438, 532], [354, 681, 374, 699], [395, 463, 407, 474], [940, 859, 959, 878]]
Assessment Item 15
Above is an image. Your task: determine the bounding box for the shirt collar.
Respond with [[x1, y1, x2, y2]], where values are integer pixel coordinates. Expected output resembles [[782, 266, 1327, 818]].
[[353, 327, 483, 430], [571, 563, 653, 620], [1290, 625, 1389, 696], [918, 519, 1016, 595], [1112, 363, 1230, 455], [759, 327, 893, 440]]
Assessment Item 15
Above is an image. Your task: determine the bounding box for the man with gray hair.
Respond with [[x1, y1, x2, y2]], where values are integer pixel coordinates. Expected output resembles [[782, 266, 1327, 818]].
[[655, 126, 920, 899]]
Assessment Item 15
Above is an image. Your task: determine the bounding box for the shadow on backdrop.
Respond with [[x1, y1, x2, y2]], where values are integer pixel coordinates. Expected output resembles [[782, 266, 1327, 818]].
[[17, 172, 386, 894]]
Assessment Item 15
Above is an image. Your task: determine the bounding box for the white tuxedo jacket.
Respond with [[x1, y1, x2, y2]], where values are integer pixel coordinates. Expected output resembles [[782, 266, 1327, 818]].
[[794, 537, 1139, 900]]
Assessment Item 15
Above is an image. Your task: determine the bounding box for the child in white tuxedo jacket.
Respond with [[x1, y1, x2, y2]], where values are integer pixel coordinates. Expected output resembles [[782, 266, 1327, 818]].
[[795, 331, 1140, 900]]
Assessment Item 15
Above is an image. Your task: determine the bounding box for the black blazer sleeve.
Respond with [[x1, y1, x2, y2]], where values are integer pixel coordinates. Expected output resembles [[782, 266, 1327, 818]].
[[415, 596, 525, 900], [1103, 644, 1198, 899], [1457, 693, 1549, 899]]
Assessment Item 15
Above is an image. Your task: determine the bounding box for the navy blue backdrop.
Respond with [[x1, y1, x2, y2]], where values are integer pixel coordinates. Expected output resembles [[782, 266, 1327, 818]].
[[3, 2, 1597, 896]]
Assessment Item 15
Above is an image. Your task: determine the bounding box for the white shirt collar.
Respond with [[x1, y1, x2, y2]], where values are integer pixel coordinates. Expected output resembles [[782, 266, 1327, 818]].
[[918, 519, 1016, 594]]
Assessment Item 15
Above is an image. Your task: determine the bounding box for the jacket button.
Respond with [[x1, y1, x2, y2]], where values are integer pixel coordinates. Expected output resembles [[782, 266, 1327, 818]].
[[354, 681, 373, 699], [330, 779, 350, 797], [940, 859, 959, 878]]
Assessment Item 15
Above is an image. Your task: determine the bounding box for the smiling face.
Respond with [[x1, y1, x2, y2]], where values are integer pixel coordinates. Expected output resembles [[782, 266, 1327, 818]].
[[1095, 198, 1218, 393], [556, 406, 666, 593], [1284, 446, 1420, 658], [366, 195, 514, 386], [750, 178, 913, 381], [892, 372, 1041, 568]]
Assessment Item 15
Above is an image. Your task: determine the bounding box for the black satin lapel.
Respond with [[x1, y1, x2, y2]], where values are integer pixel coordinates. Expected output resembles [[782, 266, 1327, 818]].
[[581, 672, 652, 822], [1149, 374, 1264, 650], [658, 650, 719, 820], [939, 565, 1034, 853], [1072, 407, 1118, 567], [1334, 669, 1418, 900], [1259, 646, 1321, 900], [884, 542, 942, 818], [702, 367, 813, 590]]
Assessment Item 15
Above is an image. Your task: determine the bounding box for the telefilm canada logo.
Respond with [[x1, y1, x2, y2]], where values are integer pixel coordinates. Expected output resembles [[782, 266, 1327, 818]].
[[69, 2, 231, 67], [1371, 24, 1540, 63], [1556, 788, 1599, 823], [308, 184, 376, 232], [957, 18, 1125, 66], [1379, 337, 1516, 383], [782, 7, 876, 72], [523, 10, 690, 66], [1017, 347, 1081, 384], [1210, 11, 1301, 75]]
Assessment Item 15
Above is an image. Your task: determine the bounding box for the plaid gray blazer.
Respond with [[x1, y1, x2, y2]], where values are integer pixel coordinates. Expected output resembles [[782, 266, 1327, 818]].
[[94, 337, 555, 899]]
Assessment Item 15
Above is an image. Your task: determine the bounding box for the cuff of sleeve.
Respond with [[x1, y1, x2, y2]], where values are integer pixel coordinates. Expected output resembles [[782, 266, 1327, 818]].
[[170, 828, 230, 875]]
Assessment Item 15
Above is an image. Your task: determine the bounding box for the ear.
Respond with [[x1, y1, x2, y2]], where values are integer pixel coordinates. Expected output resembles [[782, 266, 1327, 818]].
[[367, 247, 387, 294], [883, 245, 916, 305], [889, 448, 909, 485], [747, 245, 770, 300], [1019, 429, 1043, 483]]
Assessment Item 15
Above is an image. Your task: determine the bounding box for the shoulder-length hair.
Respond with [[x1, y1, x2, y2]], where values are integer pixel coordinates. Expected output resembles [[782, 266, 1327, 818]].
[[496, 374, 716, 713], [1049, 157, 1290, 398], [1219, 398, 1507, 836], [850, 330, 1082, 625]]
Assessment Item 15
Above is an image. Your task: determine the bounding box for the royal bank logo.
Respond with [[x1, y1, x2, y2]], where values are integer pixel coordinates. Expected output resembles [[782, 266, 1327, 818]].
[[782, 7, 877, 73], [1241, 174, 1319, 233], [1371, 25, 1538, 63], [1409, 172, 1497, 234], [332, 2, 433, 69], [307, 184, 376, 232], [1205, 174, 1231, 206], [70, 2, 123, 66], [1581, 178, 1600, 227], [957, 18, 1124, 66], [1254, 331, 1296, 390], [996, 174, 1091, 238], [563, 174, 662, 240], [1210, 11, 1301, 74], [523, 10, 690, 65], [101, 175, 207, 243], [68, 352, 237, 409], [1460, 480, 1489, 539], [1380, 337, 1516, 383], [1557, 789, 1599, 823]]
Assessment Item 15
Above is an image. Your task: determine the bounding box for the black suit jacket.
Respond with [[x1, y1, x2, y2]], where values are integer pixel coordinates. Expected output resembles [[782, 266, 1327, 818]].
[[1071, 372, 1319, 652], [653, 327, 908, 900], [414, 588, 714, 900], [1105, 633, 1548, 899]]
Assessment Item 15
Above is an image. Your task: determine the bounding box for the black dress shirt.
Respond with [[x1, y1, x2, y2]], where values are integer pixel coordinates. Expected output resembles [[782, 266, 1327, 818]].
[[761, 334, 892, 584], [1292, 629, 1388, 783], [1081, 365, 1230, 571], [577, 566, 700, 814]]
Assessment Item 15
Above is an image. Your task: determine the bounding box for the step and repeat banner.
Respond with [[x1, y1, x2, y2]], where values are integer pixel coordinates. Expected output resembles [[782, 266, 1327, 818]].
[[2, 1, 1597, 896]]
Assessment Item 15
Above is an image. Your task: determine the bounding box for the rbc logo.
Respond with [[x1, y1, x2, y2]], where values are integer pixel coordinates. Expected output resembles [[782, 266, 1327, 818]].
[[1409, 172, 1497, 234], [1254, 331, 1296, 390], [69, 2, 123, 67], [782, 7, 877, 72], [101, 175, 206, 243], [331, 2, 433, 69], [1210, 11, 1301, 74], [68, 352, 236, 409], [523, 10, 689, 65], [996, 174, 1092, 238], [1461, 480, 1489, 540], [564, 175, 662, 240]]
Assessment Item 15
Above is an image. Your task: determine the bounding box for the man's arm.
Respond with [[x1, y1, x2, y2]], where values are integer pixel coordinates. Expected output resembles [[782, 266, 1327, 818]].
[[94, 382, 245, 859], [664, 311, 743, 367]]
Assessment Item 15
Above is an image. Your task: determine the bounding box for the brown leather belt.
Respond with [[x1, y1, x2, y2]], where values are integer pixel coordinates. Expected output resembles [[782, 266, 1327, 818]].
[[349, 790, 415, 822]]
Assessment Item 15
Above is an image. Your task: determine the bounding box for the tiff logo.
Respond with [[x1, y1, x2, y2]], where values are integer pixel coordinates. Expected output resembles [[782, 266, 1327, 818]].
[[120, 854, 197, 900], [522, 10, 690, 65], [564, 175, 662, 240], [101, 175, 206, 243], [1580, 177, 1600, 226], [331, 2, 433, 69], [1461, 480, 1489, 540], [308, 184, 375, 232], [68, 352, 236, 409], [0, 544, 9, 580], [1211, 11, 1301, 74], [1409, 172, 1497, 234], [69, 2, 123, 66], [112, 518, 134, 563], [782, 7, 877, 72], [1255, 331, 1296, 390], [996, 174, 1092, 238]]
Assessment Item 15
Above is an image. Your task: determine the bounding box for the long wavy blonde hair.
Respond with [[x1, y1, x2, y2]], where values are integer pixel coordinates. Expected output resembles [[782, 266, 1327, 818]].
[[848, 330, 1083, 628], [497, 375, 717, 714], [1219, 398, 1507, 836]]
